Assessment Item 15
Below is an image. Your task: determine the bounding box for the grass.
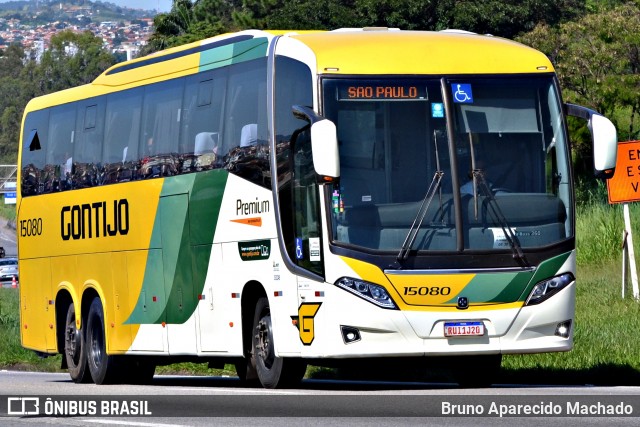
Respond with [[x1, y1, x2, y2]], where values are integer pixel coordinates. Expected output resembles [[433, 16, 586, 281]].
[[2, 199, 640, 385]]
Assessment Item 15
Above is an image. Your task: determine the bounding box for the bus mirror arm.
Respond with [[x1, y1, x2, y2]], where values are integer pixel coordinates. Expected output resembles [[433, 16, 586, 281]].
[[291, 105, 340, 182], [564, 103, 617, 179]]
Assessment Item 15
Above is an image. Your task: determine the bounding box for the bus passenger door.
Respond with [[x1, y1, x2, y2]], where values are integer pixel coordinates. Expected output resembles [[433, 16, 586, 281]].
[[286, 126, 325, 279], [196, 244, 232, 352]]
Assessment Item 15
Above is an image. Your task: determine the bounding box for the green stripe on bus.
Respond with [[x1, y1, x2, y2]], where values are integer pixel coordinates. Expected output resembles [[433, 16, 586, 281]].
[[125, 170, 228, 325], [441, 251, 572, 305], [199, 38, 268, 71], [515, 251, 572, 301]]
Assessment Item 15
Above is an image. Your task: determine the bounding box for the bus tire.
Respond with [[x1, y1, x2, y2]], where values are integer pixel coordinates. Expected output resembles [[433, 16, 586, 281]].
[[64, 303, 90, 383], [252, 297, 307, 389], [86, 297, 121, 384], [234, 359, 259, 387]]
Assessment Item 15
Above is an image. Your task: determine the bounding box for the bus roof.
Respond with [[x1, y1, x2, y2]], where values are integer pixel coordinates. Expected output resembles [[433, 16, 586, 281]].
[[24, 29, 553, 112], [288, 29, 554, 75]]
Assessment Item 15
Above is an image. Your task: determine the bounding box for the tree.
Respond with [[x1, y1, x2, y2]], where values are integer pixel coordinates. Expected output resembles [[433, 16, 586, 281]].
[[264, 0, 363, 30], [518, 3, 640, 176], [35, 30, 116, 93], [142, 0, 223, 54], [0, 31, 116, 163], [432, 0, 585, 38], [0, 44, 26, 79]]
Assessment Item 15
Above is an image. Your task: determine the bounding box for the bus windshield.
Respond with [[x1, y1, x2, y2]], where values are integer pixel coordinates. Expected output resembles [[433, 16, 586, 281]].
[[323, 76, 572, 253]]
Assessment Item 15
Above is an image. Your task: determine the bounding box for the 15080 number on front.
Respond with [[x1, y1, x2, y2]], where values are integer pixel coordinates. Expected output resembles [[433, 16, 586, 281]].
[[403, 286, 451, 296]]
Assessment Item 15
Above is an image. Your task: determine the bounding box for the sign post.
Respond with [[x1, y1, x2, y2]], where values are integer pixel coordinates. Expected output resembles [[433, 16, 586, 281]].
[[606, 140, 640, 300]]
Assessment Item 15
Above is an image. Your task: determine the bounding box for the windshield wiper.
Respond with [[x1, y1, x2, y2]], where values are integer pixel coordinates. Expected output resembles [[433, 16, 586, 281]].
[[468, 133, 529, 267], [396, 170, 444, 263]]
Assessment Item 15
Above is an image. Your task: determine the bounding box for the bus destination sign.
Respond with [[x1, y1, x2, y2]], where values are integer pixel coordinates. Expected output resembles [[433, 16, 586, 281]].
[[339, 84, 427, 101]]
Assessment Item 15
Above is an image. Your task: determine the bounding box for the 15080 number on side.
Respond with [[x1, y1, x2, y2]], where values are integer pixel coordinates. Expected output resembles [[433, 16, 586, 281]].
[[20, 218, 43, 237]]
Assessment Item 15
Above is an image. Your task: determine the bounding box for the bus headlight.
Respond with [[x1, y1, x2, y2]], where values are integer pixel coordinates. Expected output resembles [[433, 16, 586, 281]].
[[525, 273, 574, 306], [335, 277, 397, 309]]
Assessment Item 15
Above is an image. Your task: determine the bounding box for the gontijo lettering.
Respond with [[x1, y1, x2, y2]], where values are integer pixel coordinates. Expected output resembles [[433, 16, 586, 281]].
[[61, 199, 129, 240]]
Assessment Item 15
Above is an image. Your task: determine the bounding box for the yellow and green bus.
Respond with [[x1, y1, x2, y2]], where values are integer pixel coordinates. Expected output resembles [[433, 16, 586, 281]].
[[18, 29, 617, 388]]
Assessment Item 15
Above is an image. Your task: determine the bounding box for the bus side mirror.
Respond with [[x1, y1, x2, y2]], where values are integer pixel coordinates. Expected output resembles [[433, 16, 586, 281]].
[[565, 103, 617, 179], [292, 105, 340, 182], [310, 119, 340, 181], [590, 114, 617, 178]]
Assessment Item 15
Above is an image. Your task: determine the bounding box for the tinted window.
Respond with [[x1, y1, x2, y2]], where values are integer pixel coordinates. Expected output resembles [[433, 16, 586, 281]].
[[73, 97, 105, 189], [21, 109, 49, 196], [103, 88, 142, 183], [180, 69, 227, 173], [221, 57, 269, 187]]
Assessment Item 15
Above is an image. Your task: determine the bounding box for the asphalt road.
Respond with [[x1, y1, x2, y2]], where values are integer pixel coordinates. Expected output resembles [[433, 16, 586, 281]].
[[0, 217, 17, 258], [0, 371, 639, 427]]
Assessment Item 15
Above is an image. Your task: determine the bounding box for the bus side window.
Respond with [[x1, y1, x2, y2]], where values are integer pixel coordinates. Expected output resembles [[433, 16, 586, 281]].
[[45, 104, 76, 193], [104, 88, 142, 183], [72, 98, 105, 189], [180, 70, 226, 173], [139, 79, 184, 179], [21, 109, 49, 197], [222, 57, 269, 187]]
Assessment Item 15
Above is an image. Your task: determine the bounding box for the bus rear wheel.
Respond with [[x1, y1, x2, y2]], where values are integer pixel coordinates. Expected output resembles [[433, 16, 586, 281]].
[[252, 297, 307, 389], [64, 303, 90, 383], [86, 297, 121, 384]]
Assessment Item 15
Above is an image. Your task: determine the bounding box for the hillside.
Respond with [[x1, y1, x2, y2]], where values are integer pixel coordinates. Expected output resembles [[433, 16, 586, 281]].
[[0, 0, 153, 25]]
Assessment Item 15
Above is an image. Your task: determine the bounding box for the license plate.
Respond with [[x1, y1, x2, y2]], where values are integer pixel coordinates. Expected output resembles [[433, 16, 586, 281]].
[[444, 321, 485, 337]]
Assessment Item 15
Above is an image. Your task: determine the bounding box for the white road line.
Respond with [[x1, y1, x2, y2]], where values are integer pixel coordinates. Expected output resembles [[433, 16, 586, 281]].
[[81, 420, 189, 427]]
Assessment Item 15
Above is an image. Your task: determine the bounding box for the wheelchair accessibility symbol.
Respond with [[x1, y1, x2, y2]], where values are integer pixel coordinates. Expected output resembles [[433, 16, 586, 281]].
[[295, 238, 303, 260], [452, 83, 473, 103]]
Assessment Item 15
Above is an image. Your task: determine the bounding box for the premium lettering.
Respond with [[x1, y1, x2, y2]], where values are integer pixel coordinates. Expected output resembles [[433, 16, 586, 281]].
[[236, 197, 270, 216]]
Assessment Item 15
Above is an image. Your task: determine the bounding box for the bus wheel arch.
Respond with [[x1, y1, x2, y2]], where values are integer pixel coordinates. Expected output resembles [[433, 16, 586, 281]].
[[238, 282, 306, 388], [236, 280, 265, 385], [251, 296, 307, 388]]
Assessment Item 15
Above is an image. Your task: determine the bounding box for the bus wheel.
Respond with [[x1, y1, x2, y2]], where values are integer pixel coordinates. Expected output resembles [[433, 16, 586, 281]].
[[64, 303, 90, 383], [252, 297, 307, 389], [234, 358, 259, 387], [86, 297, 121, 384]]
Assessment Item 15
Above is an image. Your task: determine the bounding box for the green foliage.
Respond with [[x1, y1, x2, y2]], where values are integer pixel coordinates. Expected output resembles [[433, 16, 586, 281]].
[[143, 0, 587, 54], [37, 30, 117, 93], [518, 4, 640, 179], [0, 30, 115, 164], [435, 0, 585, 38]]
